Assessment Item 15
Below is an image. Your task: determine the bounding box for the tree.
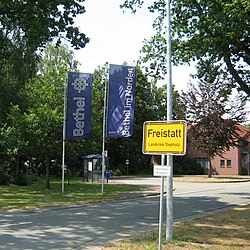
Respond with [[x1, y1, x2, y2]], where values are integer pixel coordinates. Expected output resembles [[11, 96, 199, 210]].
[[181, 59, 247, 177], [0, 0, 89, 126], [0, 105, 30, 183], [0, 37, 38, 124], [121, 0, 250, 96], [26, 43, 82, 188], [0, 0, 89, 54], [0, 43, 80, 188]]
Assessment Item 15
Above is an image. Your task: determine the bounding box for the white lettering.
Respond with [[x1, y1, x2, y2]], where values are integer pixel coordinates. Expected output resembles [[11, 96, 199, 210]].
[[73, 97, 85, 137], [121, 67, 135, 136]]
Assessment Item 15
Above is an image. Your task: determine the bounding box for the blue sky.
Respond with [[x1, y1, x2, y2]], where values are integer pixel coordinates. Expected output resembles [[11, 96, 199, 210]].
[[74, 0, 195, 92]]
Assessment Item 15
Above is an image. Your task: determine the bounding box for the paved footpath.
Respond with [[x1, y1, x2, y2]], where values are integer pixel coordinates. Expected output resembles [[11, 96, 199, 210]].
[[109, 175, 250, 198]]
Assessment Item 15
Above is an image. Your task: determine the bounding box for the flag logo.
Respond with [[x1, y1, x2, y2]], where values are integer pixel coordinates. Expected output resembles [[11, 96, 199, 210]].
[[72, 77, 88, 93]]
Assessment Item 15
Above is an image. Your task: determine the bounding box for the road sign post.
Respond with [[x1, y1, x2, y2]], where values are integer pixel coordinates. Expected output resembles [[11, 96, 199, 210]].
[[142, 120, 187, 249], [126, 159, 129, 175]]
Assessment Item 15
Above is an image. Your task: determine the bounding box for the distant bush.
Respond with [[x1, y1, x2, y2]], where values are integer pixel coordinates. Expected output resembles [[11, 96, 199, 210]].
[[110, 164, 127, 176], [0, 167, 11, 185], [174, 157, 204, 175], [14, 172, 31, 186], [29, 175, 39, 183], [110, 168, 123, 176]]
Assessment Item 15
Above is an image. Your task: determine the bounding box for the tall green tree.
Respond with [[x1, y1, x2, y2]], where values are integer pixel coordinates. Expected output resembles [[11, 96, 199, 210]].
[[181, 59, 247, 177], [25, 44, 81, 189], [0, 43, 80, 188], [0, 0, 89, 125], [121, 0, 250, 96], [0, 38, 37, 123], [0, 0, 89, 54]]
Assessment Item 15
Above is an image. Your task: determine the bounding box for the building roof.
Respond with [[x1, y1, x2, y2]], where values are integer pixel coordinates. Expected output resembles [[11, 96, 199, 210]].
[[236, 124, 250, 142]]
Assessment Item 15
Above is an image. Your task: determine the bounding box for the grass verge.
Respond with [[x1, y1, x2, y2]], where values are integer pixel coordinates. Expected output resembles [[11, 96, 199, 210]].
[[173, 175, 250, 183], [104, 204, 250, 250], [0, 177, 144, 210]]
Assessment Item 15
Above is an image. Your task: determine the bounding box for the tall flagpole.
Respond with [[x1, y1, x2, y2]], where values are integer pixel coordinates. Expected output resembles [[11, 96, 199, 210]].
[[166, 0, 173, 241], [102, 62, 108, 195], [62, 141, 65, 193], [62, 75, 68, 194]]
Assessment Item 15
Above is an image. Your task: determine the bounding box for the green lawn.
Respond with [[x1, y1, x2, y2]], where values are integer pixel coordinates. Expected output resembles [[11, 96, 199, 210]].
[[0, 177, 143, 210]]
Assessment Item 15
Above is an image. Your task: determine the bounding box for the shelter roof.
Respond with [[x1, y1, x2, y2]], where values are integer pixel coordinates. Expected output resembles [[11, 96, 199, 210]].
[[82, 154, 109, 159]]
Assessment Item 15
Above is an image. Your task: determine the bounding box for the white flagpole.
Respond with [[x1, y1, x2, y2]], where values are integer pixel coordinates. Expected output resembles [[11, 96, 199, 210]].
[[101, 62, 108, 195], [62, 141, 65, 193], [166, 0, 173, 241], [62, 75, 68, 194]]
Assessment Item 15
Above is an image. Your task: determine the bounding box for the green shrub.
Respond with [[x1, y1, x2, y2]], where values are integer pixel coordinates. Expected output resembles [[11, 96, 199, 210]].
[[14, 172, 31, 186], [29, 175, 39, 183], [110, 168, 123, 176], [174, 157, 204, 175], [0, 167, 11, 185]]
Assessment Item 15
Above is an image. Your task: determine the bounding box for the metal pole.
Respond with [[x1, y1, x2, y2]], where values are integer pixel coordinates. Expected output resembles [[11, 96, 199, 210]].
[[101, 63, 108, 195], [158, 155, 165, 250], [166, 0, 174, 241], [62, 76, 68, 194], [62, 140, 65, 193]]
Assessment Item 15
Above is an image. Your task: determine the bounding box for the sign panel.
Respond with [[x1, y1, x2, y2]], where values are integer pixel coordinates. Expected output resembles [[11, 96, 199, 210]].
[[153, 165, 170, 177], [106, 64, 136, 138], [142, 120, 187, 155], [65, 72, 93, 140]]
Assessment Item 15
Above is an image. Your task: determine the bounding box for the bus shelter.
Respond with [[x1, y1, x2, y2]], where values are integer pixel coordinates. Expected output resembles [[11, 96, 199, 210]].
[[82, 154, 110, 183]]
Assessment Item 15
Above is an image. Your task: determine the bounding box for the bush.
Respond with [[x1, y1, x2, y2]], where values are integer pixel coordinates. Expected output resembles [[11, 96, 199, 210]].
[[110, 168, 123, 176], [29, 175, 39, 183], [14, 172, 31, 186], [110, 163, 127, 176], [174, 157, 204, 175], [0, 167, 11, 185]]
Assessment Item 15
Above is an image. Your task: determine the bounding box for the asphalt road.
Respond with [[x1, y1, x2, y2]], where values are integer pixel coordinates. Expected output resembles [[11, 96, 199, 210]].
[[0, 179, 249, 250]]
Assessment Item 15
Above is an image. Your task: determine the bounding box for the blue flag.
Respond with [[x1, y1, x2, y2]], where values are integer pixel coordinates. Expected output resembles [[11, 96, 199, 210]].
[[65, 72, 93, 140], [107, 64, 136, 138]]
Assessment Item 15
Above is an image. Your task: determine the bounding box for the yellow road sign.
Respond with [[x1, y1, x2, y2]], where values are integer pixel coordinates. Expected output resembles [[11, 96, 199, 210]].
[[142, 120, 187, 155]]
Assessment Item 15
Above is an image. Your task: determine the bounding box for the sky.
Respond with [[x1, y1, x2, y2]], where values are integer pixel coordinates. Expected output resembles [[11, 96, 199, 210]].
[[73, 0, 249, 122], [74, 0, 196, 92]]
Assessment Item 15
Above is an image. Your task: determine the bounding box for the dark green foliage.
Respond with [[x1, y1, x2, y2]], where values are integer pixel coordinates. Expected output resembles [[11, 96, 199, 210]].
[[14, 172, 31, 186], [0, 166, 11, 185], [110, 166, 125, 176], [0, 43, 81, 187], [0, 0, 89, 53], [0, 48, 185, 183], [0, 0, 89, 127], [174, 157, 204, 175]]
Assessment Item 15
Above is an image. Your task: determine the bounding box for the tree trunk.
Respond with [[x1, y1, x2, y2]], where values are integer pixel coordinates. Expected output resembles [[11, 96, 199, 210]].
[[16, 155, 20, 176], [45, 152, 50, 189], [67, 160, 70, 186], [208, 156, 212, 178]]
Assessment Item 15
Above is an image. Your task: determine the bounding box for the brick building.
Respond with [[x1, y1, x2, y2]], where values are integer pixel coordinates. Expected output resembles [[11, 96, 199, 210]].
[[186, 124, 250, 175]]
